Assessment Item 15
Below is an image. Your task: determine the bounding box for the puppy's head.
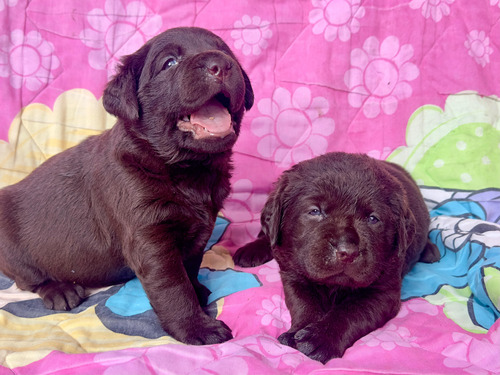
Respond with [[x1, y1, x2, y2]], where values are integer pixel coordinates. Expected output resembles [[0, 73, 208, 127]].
[[262, 153, 416, 288], [103, 27, 254, 157]]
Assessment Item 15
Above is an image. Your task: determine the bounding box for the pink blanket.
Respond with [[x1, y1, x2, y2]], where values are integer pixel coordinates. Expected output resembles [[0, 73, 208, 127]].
[[1, 1, 499, 374]]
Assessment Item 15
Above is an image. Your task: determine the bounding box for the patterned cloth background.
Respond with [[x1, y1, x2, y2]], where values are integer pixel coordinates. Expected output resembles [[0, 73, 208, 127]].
[[0, 0, 499, 374]]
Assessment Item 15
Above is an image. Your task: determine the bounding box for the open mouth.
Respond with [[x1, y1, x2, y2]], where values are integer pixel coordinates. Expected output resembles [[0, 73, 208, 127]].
[[177, 94, 235, 139]]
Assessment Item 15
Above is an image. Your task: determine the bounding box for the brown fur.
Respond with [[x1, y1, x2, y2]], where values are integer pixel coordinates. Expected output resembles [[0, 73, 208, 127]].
[[234, 152, 440, 362], [0, 27, 254, 345]]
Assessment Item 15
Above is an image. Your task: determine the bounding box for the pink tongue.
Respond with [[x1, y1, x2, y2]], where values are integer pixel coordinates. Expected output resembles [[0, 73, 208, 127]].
[[190, 98, 231, 134]]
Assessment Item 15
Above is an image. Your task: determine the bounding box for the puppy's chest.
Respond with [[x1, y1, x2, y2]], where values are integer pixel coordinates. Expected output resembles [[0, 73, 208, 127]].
[[168, 167, 230, 210], [312, 283, 351, 311], [177, 175, 228, 208]]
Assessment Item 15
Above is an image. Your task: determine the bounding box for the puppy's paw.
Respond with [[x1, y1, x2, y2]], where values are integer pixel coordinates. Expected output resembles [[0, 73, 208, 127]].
[[293, 324, 343, 364], [170, 314, 233, 345], [233, 236, 273, 267], [278, 331, 297, 348], [37, 281, 86, 311]]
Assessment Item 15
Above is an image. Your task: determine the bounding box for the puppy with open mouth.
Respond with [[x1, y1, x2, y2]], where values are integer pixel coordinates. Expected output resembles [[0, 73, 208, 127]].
[[234, 152, 440, 363], [0, 27, 253, 345]]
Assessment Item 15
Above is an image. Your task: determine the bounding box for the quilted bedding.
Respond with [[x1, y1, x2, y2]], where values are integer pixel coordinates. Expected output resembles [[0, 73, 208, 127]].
[[0, 1, 499, 374]]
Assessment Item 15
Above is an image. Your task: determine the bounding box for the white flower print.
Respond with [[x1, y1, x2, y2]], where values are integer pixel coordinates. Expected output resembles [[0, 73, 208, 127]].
[[231, 15, 273, 56], [0, 0, 17, 12], [256, 295, 291, 329], [223, 179, 266, 246], [309, 0, 365, 42], [465, 30, 493, 67], [0, 29, 60, 91], [236, 336, 304, 371], [361, 323, 419, 351], [257, 261, 281, 284], [409, 0, 454, 22], [79, 0, 162, 75], [344, 36, 419, 118], [396, 299, 439, 319], [251, 87, 335, 168], [442, 332, 500, 374], [367, 147, 393, 160]]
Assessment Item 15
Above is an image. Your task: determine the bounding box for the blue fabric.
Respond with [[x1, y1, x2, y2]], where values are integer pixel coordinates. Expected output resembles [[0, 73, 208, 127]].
[[402, 188, 500, 330]]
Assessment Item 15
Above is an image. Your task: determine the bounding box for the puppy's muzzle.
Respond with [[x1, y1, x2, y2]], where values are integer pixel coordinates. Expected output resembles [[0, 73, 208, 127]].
[[331, 242, 360, 264], [177, 52, 244, 140], [328, 229, 360, 264], [205, 55, 232, 82]]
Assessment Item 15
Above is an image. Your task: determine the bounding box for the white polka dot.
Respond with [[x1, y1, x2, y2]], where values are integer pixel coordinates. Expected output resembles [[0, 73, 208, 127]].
[[460, 173, 472, 183], [475, 127, 484, 137], [433, 159, 445, 168], [456, 141, 467, 151], [482, 156, 491, 165]]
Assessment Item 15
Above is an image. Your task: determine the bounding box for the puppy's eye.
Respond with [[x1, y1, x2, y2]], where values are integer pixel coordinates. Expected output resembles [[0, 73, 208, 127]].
[[162, 57, 178, 70], [367, 215, 380, 224], [308, 208, 322, 216]]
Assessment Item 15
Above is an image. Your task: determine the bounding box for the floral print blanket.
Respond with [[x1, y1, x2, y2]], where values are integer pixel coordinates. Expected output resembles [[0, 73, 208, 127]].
[[0, 0, 499, 374]]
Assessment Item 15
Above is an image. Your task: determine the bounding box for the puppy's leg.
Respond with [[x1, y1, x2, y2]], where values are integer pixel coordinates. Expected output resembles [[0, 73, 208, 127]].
[[290, 282, 402, 363], [233, 231, 273, 267], [138, 256, 231, 345], [184, 253, 210, 306], [127, 227, 232, 345], [277, 271, 327, 348], [1, 256, 86, 311]]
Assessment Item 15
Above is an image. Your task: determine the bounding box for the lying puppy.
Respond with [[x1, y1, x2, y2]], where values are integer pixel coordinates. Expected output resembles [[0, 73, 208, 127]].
[[0, 27, 253, 345], [234, 152, 440, 363]]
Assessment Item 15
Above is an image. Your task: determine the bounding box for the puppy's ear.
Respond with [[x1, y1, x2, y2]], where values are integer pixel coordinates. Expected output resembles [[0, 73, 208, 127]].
[[218, 38, 254, 111], [261, 190, 282, 248], [261, 175, 288, 248], [242, 69, 254, 111], [394, 196, 417, 259], [103, 52, 145, 121]]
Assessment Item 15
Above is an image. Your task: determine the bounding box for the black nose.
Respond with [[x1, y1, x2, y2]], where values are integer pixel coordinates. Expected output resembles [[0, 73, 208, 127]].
[[329, 229, 360, 264], [335, 243, 360, 263], [205, 55, 232, 80], [208, 62, 222, 77]]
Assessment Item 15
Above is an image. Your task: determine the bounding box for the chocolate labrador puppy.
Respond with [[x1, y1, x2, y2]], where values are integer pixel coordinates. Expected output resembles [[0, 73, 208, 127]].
[[234, 152, 440, 362], [0, 27, 254, 345]]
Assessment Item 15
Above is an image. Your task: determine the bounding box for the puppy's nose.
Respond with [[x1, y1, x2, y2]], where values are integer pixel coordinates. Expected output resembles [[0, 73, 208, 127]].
[[208, 62, 222, 77], [205, 56, 231, 80], [334, 243, 360, 264]]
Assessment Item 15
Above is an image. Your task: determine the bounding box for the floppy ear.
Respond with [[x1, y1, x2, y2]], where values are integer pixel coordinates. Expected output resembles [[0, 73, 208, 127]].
[[261, 174, 289, 248], [217, 37, 254, 111], [261, 190, 282, 248], [242, 69, 254, 110], [103, 52, 145, 121], [393, 195, 417, 259]]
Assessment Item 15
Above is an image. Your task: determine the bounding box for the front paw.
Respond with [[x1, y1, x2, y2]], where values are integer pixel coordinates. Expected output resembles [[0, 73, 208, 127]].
[[233, 236, 273, 267], [293, 324, 344, 364], [37, 281, 86, 311], [278, 331, 297, 348], [169, 314, 233, 345]]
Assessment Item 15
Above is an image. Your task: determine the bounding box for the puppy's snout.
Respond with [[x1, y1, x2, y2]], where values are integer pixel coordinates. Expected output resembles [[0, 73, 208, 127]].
[[334, 243, 360, 264], [205, 56, 232, 81], [207, 62, 222, 77], [328, 228, 360, 264]]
